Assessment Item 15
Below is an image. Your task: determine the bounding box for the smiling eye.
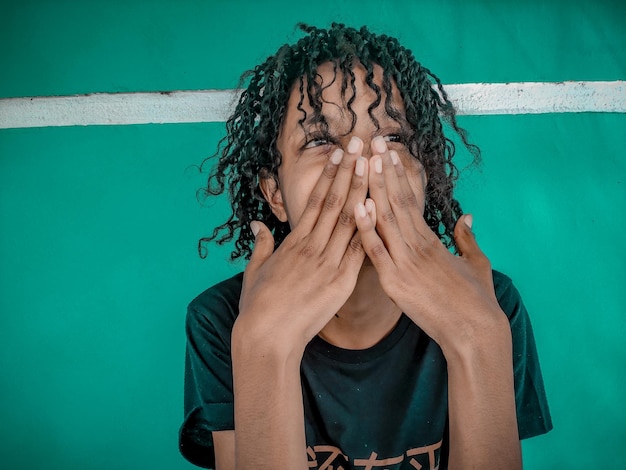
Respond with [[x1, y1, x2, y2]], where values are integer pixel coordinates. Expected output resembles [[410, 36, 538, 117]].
[[384, 134, 405, 144], [304, 137, 331, 149], [303, 132, 336, 150]]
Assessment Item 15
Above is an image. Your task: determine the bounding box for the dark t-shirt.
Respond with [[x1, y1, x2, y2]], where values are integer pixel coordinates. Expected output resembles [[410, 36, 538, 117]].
[[179, 270, 552, 469]]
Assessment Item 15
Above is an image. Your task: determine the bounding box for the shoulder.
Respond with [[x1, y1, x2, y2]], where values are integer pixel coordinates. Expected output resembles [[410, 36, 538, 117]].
[[186, 272, 244, 338], [188, 271, 244, 314], [492, 269, 514, 297], [492, 272, 553, 437], [491, 269, 526, 321]]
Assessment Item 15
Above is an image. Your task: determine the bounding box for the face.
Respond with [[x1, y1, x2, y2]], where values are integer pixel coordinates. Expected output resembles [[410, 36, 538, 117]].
[[262, 61, 427, 228]]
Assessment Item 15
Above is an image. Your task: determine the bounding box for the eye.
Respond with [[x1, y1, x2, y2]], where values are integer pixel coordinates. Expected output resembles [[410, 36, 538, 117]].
[[384, 133, 405, 144], [303, 132, 335, 150], [304, 137, 331, 149]]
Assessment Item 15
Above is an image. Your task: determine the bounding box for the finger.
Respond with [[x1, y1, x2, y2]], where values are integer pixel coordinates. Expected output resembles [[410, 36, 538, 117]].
[[453, 214, 483, 259], [324, 155, 369, 258], [373, 137, 420, 240], [388, 150, 422, 224], [339, 230, 367, 279], [389, 150, 436, 243], [368, 153, 404, 251], [246, 221, 275, 274], [296, 148, 345, 234], [310, 136, 364, 243], [354, 201, 396, 275]]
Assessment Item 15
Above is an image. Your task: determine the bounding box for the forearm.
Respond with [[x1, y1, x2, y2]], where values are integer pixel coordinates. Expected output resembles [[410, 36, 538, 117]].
[[231, 319, 308, 470], [443, 315, 521, 470]]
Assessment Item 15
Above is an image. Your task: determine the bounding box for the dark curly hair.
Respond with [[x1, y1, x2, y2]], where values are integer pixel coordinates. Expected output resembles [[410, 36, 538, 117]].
[[198, 23, 480, 260]]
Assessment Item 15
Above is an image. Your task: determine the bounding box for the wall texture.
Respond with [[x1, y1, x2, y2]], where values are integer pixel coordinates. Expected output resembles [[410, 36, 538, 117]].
[[1, 1, 625, 469]]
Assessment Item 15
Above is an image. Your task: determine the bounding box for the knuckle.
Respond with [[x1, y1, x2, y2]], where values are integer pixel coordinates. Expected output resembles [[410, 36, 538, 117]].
[[412, 237, 437, 257], [411, 242, 428, 257], [371, 242, 388, 258], [390, 191, 418, 208], [338, 208, 355, 226], [322, 163, 338, 179], [282, 235, 299, 250], [299, 243, 317, 258], [323, 192, 343, 211], [381, 210, 396, 223], [349, 237, 363, 251], [306, 193, 324, 211], [351, 177, 364, 191]]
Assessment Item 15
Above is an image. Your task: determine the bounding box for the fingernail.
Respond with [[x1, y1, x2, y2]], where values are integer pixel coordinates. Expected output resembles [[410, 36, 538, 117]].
[[373, 136, 387, 154], [347, 136, 361, 154], [374, 156, 383, 174], [464, 214, 473, 230], [331, 149, 344, 165], [356, 202, 367, 218], [390, 150, 399, 165], [355, 157, 365, 176], [250, 221, 260, 236], [365, 198, 375, 213]]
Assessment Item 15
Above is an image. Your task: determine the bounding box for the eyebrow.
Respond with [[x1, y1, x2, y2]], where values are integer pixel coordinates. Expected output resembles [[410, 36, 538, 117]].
[[300, 107, 405, 134], [301, 114, 325, 128]]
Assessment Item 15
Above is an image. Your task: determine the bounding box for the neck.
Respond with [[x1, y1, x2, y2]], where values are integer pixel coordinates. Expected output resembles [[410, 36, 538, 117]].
[[318, 263, 402, 350]]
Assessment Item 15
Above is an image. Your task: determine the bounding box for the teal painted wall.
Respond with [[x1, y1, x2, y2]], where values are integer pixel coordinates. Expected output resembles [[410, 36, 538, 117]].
[[1, 1, 624, 468]]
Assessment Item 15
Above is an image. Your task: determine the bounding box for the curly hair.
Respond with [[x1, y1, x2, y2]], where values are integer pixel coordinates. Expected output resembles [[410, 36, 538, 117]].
[[198, 23, 480, 260]]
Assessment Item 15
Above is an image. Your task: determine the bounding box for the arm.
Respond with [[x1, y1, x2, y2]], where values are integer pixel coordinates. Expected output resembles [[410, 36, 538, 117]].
[[444, 321, 521, 469], [226, 143, 368, 469], [212, 431, 235, 470], [355, 137, 521, 469], [230, 318, 307, 468], [210, 315, 309, 470]]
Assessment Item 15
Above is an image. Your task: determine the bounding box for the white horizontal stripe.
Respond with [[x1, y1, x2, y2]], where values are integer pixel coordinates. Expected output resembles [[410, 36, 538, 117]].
[[0, 90, 238, 129], [0, 81, 624, 129], [447, 81, 625, 116]]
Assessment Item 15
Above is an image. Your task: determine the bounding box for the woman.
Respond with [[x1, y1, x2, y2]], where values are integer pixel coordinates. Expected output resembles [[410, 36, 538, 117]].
[[180, 23, 552, 470]]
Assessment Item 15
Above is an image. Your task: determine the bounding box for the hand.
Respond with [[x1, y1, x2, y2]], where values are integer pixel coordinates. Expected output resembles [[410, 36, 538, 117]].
[[354, 137, 505, 352], [236, 139, 369, 352]]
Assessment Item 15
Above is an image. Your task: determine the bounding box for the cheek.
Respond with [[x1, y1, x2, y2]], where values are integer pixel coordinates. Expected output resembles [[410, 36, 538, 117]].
[[279, 164, 326, 227]]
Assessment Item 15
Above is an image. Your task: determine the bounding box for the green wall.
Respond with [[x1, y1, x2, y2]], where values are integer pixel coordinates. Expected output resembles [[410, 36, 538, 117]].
[[1, 1, 624, 468]]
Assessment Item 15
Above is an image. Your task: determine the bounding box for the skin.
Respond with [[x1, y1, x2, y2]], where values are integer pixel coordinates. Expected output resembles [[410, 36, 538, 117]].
[[213, 62, 521, 470]]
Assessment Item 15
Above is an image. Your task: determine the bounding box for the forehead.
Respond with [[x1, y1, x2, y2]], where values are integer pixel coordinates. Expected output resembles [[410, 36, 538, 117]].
[[281, 60, 406, 134]]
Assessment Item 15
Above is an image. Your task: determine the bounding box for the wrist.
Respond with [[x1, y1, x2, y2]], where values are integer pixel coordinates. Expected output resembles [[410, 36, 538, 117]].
[[439, 309, 512, 364], [232, 312, 307, 363]]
